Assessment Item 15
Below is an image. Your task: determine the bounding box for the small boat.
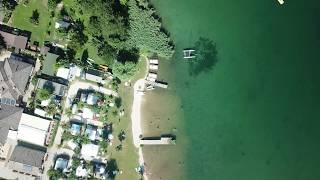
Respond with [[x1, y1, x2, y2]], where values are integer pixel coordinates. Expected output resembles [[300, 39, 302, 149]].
[[278, 0, 284, 4]]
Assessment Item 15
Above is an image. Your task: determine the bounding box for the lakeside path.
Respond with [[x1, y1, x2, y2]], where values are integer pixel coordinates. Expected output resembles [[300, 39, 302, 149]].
[[131, 78, 148, 180]]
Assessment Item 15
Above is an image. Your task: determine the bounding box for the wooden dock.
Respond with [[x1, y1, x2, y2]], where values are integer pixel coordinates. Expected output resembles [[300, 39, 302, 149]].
[[140, 137, 175, 145], [146, 80, 168, 89]]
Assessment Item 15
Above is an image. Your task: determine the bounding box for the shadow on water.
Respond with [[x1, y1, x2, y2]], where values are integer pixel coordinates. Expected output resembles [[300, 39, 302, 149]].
[[188, 37, 218, 76]]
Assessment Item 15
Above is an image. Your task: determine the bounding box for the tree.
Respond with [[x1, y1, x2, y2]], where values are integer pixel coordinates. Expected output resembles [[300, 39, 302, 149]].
[[0, 34, 6, 53], [68, 20, 88, 51], [47, 167, 64, 179], [30, 9, 40, 25], [112, 61, 138, 81], [45, 101, 58, 116], [97, 42, 116, 65], [2, 0, 17, 11], [37, 89, 51, 100], [48, 0, 61, 10], [127, 0, 174, 58], [99, 140, 108, 155]]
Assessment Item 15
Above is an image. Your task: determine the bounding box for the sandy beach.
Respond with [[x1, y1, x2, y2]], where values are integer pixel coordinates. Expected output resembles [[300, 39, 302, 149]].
[[131, 78, 148, 180]]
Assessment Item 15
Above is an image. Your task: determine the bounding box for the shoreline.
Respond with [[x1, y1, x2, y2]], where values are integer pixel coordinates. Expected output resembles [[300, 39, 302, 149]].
[[131, 78, 148, 180]]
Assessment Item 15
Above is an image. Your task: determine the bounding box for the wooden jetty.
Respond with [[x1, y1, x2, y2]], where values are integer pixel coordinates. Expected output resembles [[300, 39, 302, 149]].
[[146, 80, 168, 89], [140, 137, 175, 145]]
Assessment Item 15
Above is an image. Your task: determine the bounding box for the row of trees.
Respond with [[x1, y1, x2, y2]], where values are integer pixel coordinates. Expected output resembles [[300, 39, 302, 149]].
[[53, 0, 174, 80], [127, 0, 174, 59]]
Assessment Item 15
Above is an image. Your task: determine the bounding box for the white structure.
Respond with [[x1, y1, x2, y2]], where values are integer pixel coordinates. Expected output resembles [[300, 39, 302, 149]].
[[149, 59, 158, 65], [17, 113, 51, 146], [85, 74, 105, 84], [55, 20, 70, 29], [82, 108, 94, 120], [149, 64, 158, 70], [56, 66, 82, 81], [34, 108, 53, 119], [76, 165, 88, 177], [81, 144, 99, 160], [86, 93, 98, 105]]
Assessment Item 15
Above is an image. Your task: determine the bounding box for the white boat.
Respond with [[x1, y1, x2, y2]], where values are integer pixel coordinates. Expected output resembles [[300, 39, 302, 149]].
[[149, 64, 158, 70], [278, 0, 284, 4], [148, 73, 157, 79], [149, 59, 159, 65]]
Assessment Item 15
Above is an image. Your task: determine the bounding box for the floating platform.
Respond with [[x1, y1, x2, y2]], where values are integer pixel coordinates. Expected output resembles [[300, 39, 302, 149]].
[[183, 49, 196, 59], [140, 137, 175, 145]]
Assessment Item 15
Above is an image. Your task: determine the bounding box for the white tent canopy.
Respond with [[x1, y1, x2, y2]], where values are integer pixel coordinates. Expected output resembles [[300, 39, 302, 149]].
[[81, 144, 99, 160]]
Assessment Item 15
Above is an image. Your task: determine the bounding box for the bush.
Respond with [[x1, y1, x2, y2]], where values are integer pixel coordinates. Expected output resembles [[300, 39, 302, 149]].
[[37, 89, 51, 100], [30, 9, 40, 25], [112, 61, 138, 81]]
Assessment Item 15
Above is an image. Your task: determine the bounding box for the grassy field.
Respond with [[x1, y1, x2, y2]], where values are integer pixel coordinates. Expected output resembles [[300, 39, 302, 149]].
[[103, 58, 146, 180], [11, 0, 52, 45]]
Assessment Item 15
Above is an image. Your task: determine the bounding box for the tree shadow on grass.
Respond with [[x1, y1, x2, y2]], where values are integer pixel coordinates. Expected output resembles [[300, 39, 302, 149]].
[[188, 37, 218, 76], [106, 158, 119, 179]]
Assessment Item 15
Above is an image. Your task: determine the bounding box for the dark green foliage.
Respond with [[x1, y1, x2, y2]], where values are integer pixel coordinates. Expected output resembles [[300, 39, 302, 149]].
[[97, 42, 116, 65], [69, 20, 88, 51], [48, 0, 62, 10], [62, 130, 73, 141], [115, 97, 122, 108], [30, 9, 39, 25], [76, 0, 128, 49], [47, 167, 64, 178], [117, 48, 139, 63], [37, 89, 51, 100], [112, 61, 138, 81], [118, 130, 125, 142], [99, 140, 108, 154], [127, 0, 174, 58], [1, 0, 17, 11]]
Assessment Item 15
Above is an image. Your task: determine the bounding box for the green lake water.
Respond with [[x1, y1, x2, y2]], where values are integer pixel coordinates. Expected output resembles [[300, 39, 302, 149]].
[[149, 0, 320, 179]]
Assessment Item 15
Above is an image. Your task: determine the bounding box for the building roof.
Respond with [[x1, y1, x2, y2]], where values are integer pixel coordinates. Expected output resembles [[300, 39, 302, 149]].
[[0, 30, 28, 50], [42, 52, 59, 76], [17, 113, 51, 146], [0, 54, 34, 100], [85, 69, 105, 84], [9, 145, 45, 168], [0, 105, 23, 144], [37, 78, 67, 96], [81, 144, 99, 160]]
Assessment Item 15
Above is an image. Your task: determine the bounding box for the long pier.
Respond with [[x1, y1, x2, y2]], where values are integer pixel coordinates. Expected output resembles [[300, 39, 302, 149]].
[[140, 137, 175, 145]]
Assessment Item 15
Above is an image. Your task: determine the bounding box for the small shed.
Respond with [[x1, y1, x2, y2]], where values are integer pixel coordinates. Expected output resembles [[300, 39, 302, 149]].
[[55, 20, 70, 29]]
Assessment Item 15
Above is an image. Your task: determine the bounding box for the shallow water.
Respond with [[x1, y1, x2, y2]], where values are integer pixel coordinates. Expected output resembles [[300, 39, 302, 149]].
[[144, 0, 320, 179]]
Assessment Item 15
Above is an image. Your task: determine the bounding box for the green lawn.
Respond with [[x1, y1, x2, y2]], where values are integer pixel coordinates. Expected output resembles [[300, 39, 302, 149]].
[[11, 0, 51, 45]]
